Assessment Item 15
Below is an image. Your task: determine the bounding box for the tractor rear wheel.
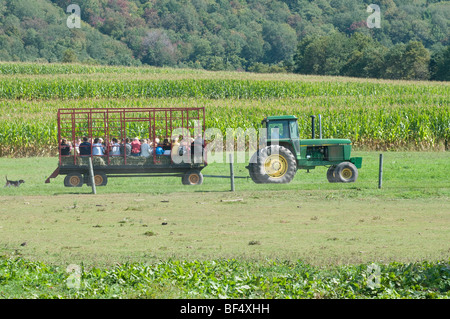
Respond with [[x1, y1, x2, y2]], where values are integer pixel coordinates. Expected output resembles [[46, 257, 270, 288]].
[[64, 173, 83, 187], [182, 170, 204, 185], [247, 152, 264, 183], [334, 162, 358, 183], [251, 145, 297, 184]]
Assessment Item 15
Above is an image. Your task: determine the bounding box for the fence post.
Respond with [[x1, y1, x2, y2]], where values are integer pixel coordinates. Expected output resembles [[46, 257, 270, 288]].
[[88, 157, 97, 194], [229, 153, 235, 192], [378, 153, 383, 189]]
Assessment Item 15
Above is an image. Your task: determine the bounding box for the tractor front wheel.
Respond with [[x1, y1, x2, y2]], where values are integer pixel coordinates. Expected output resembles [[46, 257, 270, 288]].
[[333, 162, 358, 183], [326, 165, 338, 183]]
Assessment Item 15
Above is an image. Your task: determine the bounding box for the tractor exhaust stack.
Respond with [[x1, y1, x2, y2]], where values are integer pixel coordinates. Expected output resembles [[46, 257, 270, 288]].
[[319, 114, 322, 139]]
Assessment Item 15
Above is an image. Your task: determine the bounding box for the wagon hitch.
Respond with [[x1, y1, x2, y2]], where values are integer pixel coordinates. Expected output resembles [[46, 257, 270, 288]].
[[45, 167, 60, 184]]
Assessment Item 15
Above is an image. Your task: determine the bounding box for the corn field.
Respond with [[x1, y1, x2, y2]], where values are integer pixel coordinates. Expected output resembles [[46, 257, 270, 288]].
[[0, 63, 448, 157], [0, 77, 448, 100]]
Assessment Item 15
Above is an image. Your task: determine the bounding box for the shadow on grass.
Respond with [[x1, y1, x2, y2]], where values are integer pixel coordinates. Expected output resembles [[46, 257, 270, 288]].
[[52, 192, 96, 195]]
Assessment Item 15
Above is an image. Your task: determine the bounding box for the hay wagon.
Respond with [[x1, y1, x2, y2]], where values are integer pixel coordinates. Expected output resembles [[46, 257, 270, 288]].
[[45, 107, 207, 187]]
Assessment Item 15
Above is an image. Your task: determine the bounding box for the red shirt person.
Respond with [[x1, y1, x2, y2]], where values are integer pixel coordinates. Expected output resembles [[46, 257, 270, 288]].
[[131, 137, 141, 156]]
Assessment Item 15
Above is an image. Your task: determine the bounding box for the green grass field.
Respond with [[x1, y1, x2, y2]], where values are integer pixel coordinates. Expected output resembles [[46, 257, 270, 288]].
[[0, 151, 449, 299], [1, 151, 448, 266]]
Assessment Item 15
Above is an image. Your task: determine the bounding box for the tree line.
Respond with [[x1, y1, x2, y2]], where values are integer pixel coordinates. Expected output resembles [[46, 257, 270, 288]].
[[294, 32, 449, 81], [0, 0, 448, 81]]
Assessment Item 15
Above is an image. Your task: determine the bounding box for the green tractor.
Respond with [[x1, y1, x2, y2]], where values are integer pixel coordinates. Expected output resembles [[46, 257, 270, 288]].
[[246, 115, 362, 184]]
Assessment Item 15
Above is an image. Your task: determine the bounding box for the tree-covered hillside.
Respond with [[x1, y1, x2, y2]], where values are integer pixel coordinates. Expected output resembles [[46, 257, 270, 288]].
[[0, 0, 139, 65], [0, 0, 448, 80]]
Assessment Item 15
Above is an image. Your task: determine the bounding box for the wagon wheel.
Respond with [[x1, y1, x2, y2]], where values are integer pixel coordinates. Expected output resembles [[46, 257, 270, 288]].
[[94, 173, 108, 186], [64, 173, 83, 187], [87, 172, 108, 186], [182, 170, 204, 185]]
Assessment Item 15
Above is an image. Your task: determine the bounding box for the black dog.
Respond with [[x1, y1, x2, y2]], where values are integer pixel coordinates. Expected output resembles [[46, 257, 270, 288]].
[[4, 176, 25, 187]]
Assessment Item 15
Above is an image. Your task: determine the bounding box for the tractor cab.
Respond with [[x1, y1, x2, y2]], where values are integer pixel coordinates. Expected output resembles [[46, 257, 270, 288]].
[[261, 115, 300, 156]]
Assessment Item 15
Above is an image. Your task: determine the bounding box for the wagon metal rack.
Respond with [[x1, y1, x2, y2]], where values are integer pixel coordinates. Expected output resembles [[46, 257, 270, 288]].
[[45, 107, 207, 187]]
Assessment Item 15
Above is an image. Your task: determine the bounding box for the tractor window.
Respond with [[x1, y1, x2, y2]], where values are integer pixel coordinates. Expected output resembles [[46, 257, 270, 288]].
[[268, 121, 289, 140], [289, 120, 299, 139]]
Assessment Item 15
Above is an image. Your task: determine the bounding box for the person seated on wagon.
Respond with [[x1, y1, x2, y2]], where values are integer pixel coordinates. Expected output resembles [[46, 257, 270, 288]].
[[121, 138, 131, 157], [149, 138, 159, 154], [131, 137, 141, 156], [79, 137, 91, 156], [74, 137, 81, 155], [110, 138, 121, 156], [60, 138, 71, 156], [171, 137, 180, 155], [155, 145, 164, 155], [140, 139, 151, 157], [162, 138, 171, 155], [92, 138, 105, 156]]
